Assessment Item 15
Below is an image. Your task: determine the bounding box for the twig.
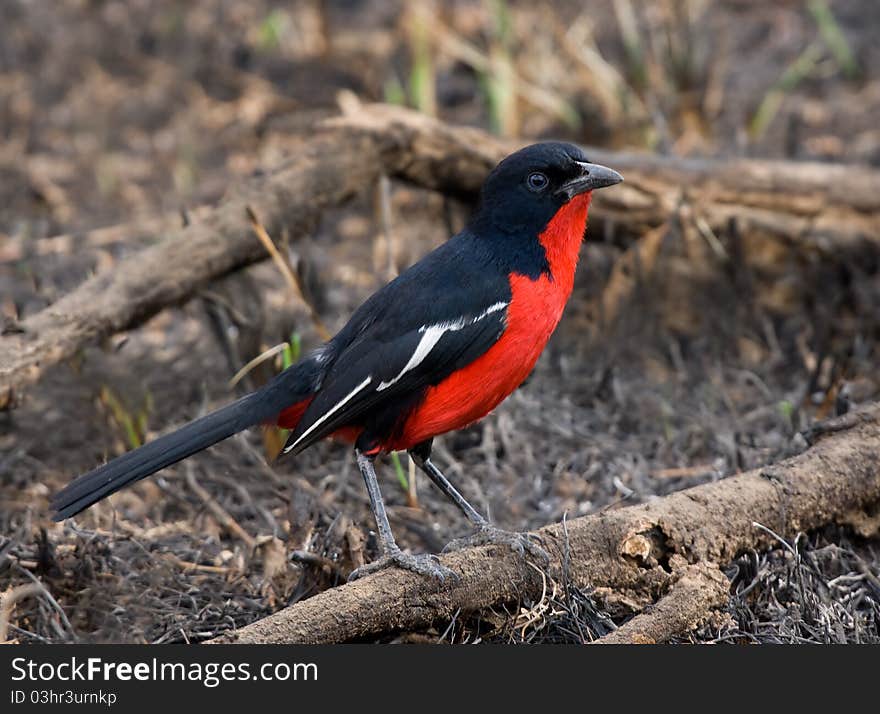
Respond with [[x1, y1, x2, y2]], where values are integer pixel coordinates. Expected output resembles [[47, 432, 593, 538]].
[[289, 550, 344, 578], [162, 553, 237, 576], [246, 205, 331, 341], [7, 566, 76, 643], [228, 342, 289, 389], [185, 466, 256, 550], [752, 521, 798, 558], [0, 584, 42, 644]]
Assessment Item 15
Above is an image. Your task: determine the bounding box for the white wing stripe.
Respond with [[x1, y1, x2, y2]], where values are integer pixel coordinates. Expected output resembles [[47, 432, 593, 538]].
[[288, 301, 509, 450], [284, 376, 372, 452], [377, 326, 445, 391], [377, 301, 508, 391]]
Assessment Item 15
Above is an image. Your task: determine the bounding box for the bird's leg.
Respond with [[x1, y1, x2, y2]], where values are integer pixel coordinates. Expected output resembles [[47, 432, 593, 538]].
[[409, 440, 547, 562], [348, 448, 455, 582]]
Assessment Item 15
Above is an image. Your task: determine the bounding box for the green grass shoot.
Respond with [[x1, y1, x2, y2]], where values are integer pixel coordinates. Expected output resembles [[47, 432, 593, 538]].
[[390, 451, 409, 492]]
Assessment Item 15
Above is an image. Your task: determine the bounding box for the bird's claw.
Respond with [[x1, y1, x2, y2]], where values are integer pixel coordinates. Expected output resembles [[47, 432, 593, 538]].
[[348, 547, 457, 583], [443, 524, 549, 563]]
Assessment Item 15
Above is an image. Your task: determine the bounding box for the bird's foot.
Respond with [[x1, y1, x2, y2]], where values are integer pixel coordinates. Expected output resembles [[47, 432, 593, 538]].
[[443, 524, 548, 562], [348, 546, 456, 583]]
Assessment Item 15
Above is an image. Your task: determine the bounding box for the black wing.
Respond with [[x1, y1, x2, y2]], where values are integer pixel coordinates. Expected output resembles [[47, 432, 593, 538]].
[[281, 227, 517, 455], [282, 298, 508, 454]]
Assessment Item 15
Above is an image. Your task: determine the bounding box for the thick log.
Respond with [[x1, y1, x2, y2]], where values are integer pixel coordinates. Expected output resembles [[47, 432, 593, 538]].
[[208, 404, 880, 644], [338, 103, 880, 254], [4, 102, 879, 406]]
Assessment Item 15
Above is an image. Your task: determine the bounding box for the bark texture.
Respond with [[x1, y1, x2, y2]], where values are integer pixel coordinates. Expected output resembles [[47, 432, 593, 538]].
[[208, 404, 880, 644]]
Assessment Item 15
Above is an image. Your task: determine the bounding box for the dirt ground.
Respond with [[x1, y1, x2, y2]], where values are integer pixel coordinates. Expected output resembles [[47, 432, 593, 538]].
[[1, 1, 879, 643]]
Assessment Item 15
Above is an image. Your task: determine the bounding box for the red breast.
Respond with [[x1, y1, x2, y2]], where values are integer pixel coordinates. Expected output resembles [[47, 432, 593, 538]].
[[386, 192, 592, 451]]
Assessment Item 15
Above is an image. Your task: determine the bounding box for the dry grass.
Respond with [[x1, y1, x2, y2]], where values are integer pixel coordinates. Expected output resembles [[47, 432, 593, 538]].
[[1, 0, 879, 644]]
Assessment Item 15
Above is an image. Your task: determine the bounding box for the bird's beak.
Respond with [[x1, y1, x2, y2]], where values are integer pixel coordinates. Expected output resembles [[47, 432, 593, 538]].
[[557, 161, 624, 199]]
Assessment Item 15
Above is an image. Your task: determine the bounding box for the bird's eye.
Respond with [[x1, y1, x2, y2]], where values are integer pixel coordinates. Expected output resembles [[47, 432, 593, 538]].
[[526, 172, 549, 192]]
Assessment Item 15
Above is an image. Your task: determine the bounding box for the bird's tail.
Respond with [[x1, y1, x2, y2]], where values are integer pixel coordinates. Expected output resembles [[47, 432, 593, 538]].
[[51, 360, 321, 521]]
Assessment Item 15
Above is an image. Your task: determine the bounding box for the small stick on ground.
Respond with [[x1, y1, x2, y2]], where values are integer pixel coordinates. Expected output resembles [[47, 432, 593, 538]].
[[290, 551, 345, 578], [0, 584, 42, 644], [246, 205, 331, 341], [185, 466, 256, 550], [14, 566, 76, 640], [162, 553, 238, 576]]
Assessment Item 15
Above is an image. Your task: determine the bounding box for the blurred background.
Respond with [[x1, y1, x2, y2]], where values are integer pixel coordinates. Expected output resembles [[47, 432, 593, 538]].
[[1, 1, 879, 643]]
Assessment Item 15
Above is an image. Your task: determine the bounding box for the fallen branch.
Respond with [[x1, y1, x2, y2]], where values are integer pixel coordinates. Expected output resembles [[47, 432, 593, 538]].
[[0, 584, 42, 644], [591, 563, 729, 645], [336, 102, 880, 255], [0, 128, 387, 408], [4, 102, 880, 407], [208, 403, 880, 644]]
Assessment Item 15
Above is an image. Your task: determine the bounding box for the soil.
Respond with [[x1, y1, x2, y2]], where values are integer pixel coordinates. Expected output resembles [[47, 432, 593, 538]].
[[1, 0, 878, 643]]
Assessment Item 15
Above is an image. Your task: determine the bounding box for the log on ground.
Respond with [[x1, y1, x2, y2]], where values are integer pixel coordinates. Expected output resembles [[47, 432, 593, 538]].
[[208, 403, 880, 644], [0, 130, 387, 408], [343, 102, 880, 255], [4, 102, 880, 407]]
